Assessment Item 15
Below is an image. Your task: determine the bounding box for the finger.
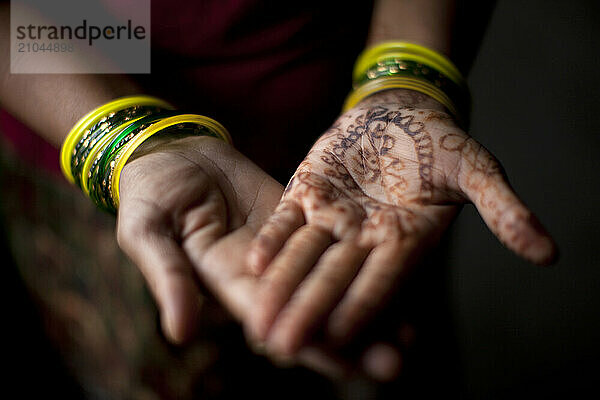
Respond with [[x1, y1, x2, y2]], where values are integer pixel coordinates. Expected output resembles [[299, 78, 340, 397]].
[[303, 197, 366, 241], [246, 225, 332, 343], [456, 139, 558, 265], [296, 340, 403, 383], [182, 177, 284, 322], [185, 225, 258, 321], [265, 241, 370, 357], [360, 343, 403, 382], [181, 210, 258, 321], [117, 213, 202, 344], [247, 200, 305, 275], [257, 344, 351, 380], [297, 346, 349, 380], [326, 238, 423, 344]]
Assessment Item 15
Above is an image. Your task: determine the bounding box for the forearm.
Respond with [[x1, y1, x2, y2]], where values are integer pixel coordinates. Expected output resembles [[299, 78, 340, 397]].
[[366, 0, 496, 73], [357, 0, 496, 121], [0, 4, 139, 148], [367, 0, 456, 56]]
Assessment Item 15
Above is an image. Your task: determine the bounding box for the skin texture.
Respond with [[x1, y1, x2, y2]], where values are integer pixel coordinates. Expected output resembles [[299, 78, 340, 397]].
[[117, 136, 280, 342], [116, 135, 411, 381], [246, 89, 557, 358]]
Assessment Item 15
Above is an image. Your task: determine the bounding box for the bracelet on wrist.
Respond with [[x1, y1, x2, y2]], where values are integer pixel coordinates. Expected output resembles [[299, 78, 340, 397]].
[[344, 41, 471, 129], [60, 95, 232, 214]]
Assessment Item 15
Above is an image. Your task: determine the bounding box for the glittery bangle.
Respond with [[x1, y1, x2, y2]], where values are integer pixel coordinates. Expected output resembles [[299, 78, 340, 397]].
[[72, 105, 167, 189], [60, 95, 173, 183], [354, 58, 469, 117], [346, 41, 470, 128], [353, 41, 466, 87], [109, 114, 230, 211], [80, 116, 146, 196], [61, 96, 232, 214], [96, 124, 190, 212], [87, 111, 178, 210]]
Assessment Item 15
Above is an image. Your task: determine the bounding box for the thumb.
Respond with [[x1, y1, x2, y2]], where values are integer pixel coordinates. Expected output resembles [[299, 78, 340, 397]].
[[455, 138, 558, 265], [117, 210, 202, 344]]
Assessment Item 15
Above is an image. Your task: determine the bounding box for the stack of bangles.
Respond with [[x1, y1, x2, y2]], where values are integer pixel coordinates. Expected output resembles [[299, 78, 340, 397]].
[[343, 41, 471, 129], [60, 95, 232, 214], [61, 43, 465, 213]]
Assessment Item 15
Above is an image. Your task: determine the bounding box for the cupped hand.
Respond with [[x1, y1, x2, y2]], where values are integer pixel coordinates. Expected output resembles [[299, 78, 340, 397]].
[[115, 134, 406, 381], [116, 135, 282, 343], [246, 89, 558, 357]]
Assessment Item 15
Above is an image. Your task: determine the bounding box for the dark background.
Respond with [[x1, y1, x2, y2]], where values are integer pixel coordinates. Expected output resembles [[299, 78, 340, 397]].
[[447, 0, 600, 398], [3, 0, 599, 398]]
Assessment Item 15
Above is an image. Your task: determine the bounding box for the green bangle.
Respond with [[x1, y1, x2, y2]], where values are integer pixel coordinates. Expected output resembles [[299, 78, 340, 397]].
[[354, 58, 469, 122], [62, 94, 233, 213], [71, 105, 167, 189], [95, 122, 223, 213], [87, 111, 177, 208], [347, 41, 471, 129]]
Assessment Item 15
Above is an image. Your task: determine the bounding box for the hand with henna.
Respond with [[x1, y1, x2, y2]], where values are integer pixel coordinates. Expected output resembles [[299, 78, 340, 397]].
[[245, 89, 558, 358], [115, 134, 410, 381]]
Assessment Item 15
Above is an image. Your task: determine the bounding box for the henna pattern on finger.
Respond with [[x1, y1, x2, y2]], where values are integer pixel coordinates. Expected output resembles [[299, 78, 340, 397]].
[[360, 200, 419, 241], [439, 134, 504, 193], [437, 132, 553, 260]]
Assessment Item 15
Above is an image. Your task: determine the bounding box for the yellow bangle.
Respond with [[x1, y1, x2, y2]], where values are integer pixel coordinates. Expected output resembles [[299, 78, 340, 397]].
[[343, 76, 459, 117], [110, 114, 231, 209], [60, 95, 173, 184], [347, 41, 470, 127], [353, 41, 465, 87]]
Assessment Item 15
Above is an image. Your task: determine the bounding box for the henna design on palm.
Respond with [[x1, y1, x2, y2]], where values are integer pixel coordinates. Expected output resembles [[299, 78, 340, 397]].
[[244, 90, 558, 359]]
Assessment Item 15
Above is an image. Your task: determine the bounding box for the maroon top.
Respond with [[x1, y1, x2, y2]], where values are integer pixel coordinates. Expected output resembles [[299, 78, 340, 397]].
[[1, 0, 372, 182]]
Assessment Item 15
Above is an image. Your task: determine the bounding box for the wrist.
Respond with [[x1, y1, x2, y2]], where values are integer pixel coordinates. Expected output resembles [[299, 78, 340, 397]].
[[60, 95, 231, 213], [354, 88, 447, 113], [127, 130, 210, 162], [344, 41, 470, 128]]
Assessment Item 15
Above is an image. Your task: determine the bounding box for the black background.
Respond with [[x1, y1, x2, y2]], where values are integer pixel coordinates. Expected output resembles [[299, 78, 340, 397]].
[[449, 0, 600, 397]]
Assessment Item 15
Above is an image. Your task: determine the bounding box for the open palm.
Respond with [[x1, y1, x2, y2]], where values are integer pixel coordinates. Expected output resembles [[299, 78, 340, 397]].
[[246, 94, 557, 357]]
